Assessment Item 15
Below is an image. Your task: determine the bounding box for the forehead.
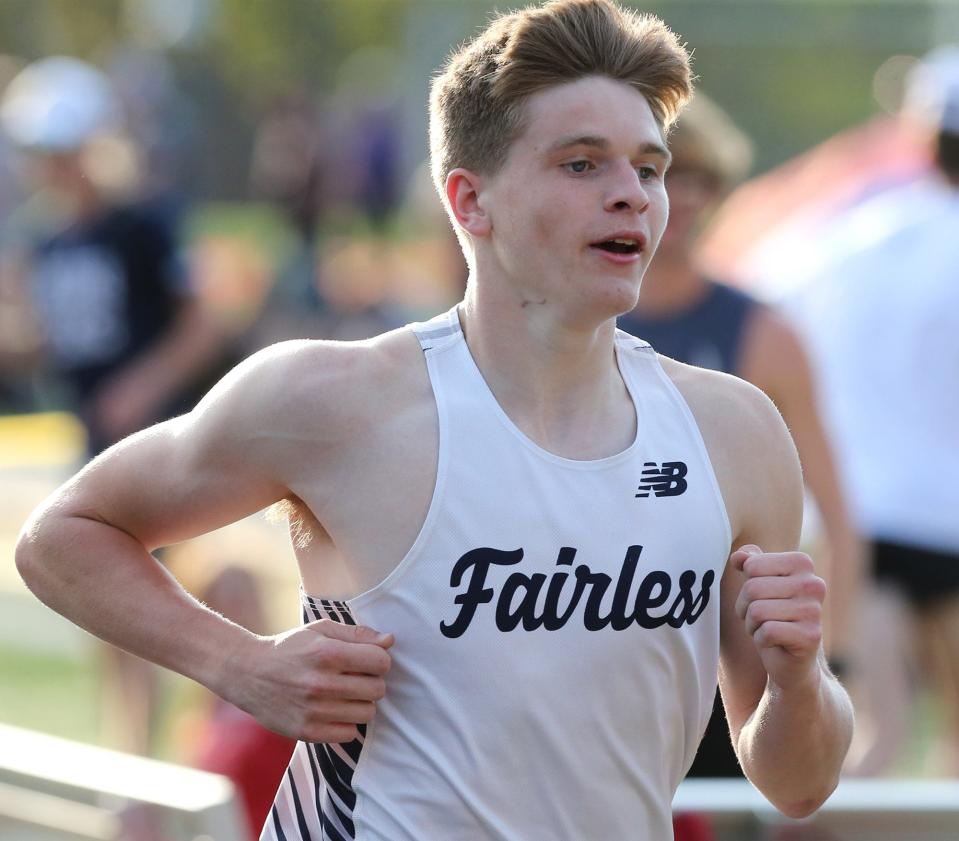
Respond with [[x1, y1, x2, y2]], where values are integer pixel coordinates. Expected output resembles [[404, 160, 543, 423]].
[[512, 75, 664, 158]]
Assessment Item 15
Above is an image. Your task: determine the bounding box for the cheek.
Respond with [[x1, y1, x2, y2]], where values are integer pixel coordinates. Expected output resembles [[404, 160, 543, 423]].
[[648, 187, 670, 230], [521, 192, 570, 250], [491, 192, 559, 273], [530, 206, 560, 244]]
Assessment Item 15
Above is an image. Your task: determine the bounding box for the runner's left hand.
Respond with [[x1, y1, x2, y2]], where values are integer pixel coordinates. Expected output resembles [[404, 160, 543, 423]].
[[731, 544, 826, 691]]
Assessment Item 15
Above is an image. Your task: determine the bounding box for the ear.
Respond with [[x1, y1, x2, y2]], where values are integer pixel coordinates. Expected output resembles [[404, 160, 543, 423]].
[[445, 167, 491, 238]]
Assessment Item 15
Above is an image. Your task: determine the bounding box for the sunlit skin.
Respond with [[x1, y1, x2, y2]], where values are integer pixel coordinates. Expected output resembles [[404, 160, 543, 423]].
[[440, 77, 672, 454], [450, 75, 672, 334], [15, 73, 853, 823]]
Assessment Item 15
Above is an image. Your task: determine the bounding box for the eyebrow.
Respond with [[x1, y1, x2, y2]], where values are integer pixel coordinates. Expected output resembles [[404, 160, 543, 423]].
[[547, 134, 672, 166]]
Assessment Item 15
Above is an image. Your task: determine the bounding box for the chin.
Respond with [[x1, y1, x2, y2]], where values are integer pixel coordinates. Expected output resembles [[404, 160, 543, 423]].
[[609, 270, 645, 307], [583, 280, 641, 323]]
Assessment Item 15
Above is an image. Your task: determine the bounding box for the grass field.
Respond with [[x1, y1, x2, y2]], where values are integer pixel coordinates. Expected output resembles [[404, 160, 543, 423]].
[[0, 641, 211, 765], [0, 645, 100, 745]]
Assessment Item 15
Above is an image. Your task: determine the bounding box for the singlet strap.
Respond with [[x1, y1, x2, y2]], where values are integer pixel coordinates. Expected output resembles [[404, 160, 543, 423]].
[[614, 327, 653, 352], [411, 306, 463, 352]]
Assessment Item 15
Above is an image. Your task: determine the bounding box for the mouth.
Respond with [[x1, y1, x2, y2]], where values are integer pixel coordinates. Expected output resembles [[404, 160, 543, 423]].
[[588, 235, 646, 262]]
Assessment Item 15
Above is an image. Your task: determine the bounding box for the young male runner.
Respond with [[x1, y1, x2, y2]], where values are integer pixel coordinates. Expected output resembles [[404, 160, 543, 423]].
[[16, 2, 853, 838]]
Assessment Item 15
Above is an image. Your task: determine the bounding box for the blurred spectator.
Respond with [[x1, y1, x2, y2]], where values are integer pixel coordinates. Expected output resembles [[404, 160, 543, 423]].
[[350, 98, 402, 232], [184, 563, 295, 840], [0, 55, 225, 452], [781, 47, 959, 776], [250, 91, 326, 248], [331, 45, 404, 233], [246, 90, 407, 347], [0, 55, 44, 413], [106, 46, 200, 205], [698, 111, 929, 292], [0, 55, 227, 754], [0, 55, 24, 220], [247, 90, 330, 345], [619, 94, 864, 784]]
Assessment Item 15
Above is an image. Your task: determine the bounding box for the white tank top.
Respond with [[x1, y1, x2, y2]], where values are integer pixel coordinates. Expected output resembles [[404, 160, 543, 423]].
[[262, 307, 731, 841]]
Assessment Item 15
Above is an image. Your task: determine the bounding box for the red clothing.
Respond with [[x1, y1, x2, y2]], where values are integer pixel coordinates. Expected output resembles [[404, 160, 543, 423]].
[[673, 812, 717, 841], [194, 701, 295, 839]]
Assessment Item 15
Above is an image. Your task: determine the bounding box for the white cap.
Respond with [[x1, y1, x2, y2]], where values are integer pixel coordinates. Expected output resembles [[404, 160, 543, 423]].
[[905, 45, 959, 135], [0, 56, 118, 150]]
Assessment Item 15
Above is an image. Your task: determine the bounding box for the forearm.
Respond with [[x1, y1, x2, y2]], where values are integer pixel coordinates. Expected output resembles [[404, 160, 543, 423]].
[[16, 512, 257, 700], [738, 661, 854, 818]]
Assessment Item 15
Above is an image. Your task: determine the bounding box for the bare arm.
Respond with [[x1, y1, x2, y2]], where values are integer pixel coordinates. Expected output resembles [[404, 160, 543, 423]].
[[715, 382, 853, 817], [739, 307, 865, 663], [15, 341, 392, 742], [668, 361, 855, 817]]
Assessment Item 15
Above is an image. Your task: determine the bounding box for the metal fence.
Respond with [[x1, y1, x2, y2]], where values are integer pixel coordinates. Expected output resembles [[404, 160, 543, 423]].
[[674, 777, 959, 841], [0, 723, 245, 841]]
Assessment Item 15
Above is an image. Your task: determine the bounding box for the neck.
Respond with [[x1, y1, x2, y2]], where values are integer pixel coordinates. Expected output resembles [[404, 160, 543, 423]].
[[459, 274, 633, 460]]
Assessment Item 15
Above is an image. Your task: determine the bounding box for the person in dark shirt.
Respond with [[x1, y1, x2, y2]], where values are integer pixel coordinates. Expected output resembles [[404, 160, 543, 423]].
[[620, 93, 863, 779], [29, 197, 204, 454], [1, 57, 224, 456], [1, 56, 225, 753]]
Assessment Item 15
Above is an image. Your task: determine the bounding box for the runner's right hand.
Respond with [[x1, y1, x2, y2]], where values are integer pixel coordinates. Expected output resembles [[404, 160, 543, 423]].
[[224, 619, 394, 743]]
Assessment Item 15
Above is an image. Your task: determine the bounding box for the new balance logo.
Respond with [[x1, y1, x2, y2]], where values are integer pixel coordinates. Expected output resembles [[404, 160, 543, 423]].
[[636, 461, 688, 498]]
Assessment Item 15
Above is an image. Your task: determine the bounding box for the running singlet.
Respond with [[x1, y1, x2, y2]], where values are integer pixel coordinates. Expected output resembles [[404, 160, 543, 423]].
[[262, 307, 732, 841]]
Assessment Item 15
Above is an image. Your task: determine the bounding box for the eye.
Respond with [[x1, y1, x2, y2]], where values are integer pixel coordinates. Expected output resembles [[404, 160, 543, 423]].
[[636, 165, 659, 181], [564, 160, 594, 174]]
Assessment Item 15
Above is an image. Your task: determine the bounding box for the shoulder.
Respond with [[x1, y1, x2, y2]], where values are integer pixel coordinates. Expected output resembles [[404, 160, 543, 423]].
[[185, 325, 428, 461], [658, 353, 772, 425], [658, 355, 803, 547]]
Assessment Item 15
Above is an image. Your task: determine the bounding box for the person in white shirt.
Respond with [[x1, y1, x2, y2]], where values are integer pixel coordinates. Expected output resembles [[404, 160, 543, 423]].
[[784, 46, 959, 776]]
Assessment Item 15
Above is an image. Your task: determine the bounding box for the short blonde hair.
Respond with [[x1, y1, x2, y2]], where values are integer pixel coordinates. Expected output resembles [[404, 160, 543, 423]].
[[429, 0, 693, 198]]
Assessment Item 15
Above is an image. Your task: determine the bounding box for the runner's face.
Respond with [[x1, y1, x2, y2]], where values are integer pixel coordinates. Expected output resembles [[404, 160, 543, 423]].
[[477, 76, 670, 325]]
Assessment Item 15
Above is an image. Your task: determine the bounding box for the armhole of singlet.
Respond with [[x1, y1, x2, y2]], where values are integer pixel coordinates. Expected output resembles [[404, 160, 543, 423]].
[[636, 346, 734, 552], [345, 324, 455, 611]]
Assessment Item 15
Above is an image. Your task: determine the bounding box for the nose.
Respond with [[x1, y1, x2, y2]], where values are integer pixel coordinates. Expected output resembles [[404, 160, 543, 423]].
[[603, 160, 650, 214]]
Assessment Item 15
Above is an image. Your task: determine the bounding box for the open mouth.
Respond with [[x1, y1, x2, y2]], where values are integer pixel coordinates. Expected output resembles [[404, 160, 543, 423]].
[[591, 238, 642, 255]]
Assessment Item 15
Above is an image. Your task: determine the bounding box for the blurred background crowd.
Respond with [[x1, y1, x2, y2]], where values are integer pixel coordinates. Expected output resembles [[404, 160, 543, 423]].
[[1, 1, 958, 839]]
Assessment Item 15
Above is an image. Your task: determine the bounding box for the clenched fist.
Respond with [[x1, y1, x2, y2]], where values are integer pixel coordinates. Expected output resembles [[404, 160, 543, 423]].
[[732, 545, 826, 691], [226, 618, 394, 743]]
